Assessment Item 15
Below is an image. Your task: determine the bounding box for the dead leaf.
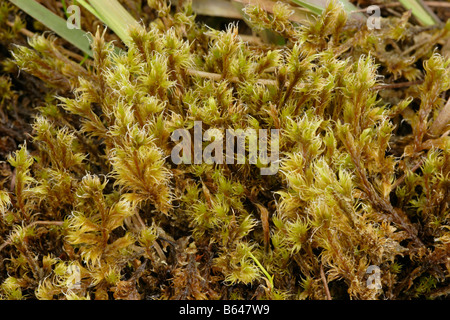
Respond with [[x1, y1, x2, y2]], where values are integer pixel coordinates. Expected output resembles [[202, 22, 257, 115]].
[[254, 202, 270, 253]]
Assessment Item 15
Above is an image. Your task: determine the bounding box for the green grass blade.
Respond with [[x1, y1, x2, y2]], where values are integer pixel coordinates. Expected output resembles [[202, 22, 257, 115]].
[[74, 0, 100, 19], [398, 0, 440, 26], [77, 0, 141, 45], [8, 0, 93, 57], [289, 0, 323, 15], [248, 251, 274, 289]]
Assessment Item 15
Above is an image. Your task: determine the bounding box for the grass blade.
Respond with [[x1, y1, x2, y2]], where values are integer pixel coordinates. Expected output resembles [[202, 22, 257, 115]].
[[289, 0, 324, 15], [8, 0, 93, 57], [398, 0, 440, 26], [77, 0, 141, 45]]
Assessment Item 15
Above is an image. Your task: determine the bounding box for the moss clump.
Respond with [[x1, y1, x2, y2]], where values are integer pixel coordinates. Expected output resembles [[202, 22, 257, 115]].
[[0, 0, 449, 300]]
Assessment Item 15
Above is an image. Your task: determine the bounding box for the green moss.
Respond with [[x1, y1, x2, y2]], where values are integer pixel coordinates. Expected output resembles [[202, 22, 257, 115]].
[[0, 0, 449, 300]]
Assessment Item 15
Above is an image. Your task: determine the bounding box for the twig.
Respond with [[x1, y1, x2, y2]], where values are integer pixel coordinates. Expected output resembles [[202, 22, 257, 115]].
[[254, 202, 270, 253], [320, 264, 332, 300], [424, 1, 450, 8], [428, 96, 450, 137], [386, 7, 403, 18], [6, 20, 34, 38], [27, 220, 64, 227], [390, 159, 424, 191]]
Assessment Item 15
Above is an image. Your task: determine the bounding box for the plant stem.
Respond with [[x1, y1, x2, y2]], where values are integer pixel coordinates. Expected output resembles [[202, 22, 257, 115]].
[[428, 96, 450, 137], [320, 264, 332, 300]]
